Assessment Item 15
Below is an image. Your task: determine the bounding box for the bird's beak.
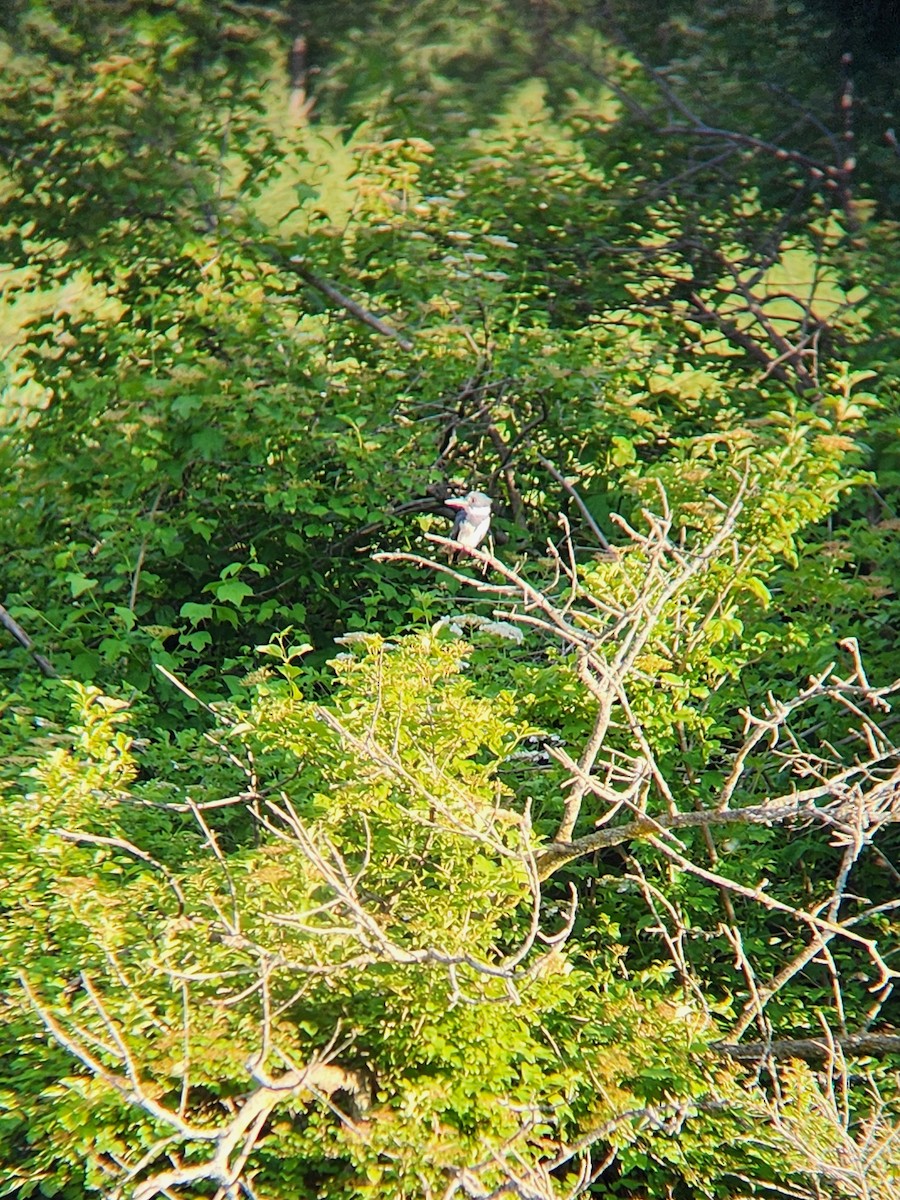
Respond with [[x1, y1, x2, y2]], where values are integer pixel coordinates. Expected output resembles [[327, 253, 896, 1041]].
[[445, 497, 467, 508]]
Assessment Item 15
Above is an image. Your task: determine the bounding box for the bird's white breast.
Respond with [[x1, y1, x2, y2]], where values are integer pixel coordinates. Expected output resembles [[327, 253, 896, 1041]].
[[458, 512, 491, 548]]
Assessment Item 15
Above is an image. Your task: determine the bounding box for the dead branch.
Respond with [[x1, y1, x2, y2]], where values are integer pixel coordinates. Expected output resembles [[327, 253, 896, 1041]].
[[538, 455, 612, 550], [50, 829, 186, 913], [286, 257, 414, 351], [714, 1032, 900, 1063], [377, 479, 900, 1030], [21, 971, 368, 1200], [128, 484, 166, 613], [531, 779, 897, 880], [0, 601, 57, 677]]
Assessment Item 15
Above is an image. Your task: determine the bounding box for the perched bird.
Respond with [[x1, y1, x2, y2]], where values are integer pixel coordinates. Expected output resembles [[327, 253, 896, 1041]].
[[445, 491, 492, 559]]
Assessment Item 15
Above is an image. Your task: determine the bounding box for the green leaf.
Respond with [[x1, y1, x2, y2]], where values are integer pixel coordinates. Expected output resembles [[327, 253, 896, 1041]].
[[209, 579, 254, 607], [742, 576, 772, 607], [180, 602, 215, 624], [66, 573, 98, 598], [610, 436, 637, 467], [179, 630, 212, 650]]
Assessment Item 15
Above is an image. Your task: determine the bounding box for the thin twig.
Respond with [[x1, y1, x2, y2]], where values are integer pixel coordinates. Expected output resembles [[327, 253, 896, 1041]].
[[287, 257, 414, 350], [537, 456, 612, 550], [129, 485, 166, 613]]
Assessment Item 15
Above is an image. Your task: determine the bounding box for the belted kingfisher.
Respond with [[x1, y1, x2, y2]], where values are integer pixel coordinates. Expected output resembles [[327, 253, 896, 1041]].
[[445, 491, 492, 556]]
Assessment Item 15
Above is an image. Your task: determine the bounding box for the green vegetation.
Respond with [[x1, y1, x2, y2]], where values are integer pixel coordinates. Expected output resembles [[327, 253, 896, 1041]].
[[1, 2, 898, 1197]]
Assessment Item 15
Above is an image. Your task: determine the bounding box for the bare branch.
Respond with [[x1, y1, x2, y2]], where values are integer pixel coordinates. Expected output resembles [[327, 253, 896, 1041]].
[[129, 485, 166, 613], [50, 828, 186, 913], [715, 1033, 900, 1064], [0, 601, 57, 677], [287, 257, 414, 351], [537, 456, 612, 550]]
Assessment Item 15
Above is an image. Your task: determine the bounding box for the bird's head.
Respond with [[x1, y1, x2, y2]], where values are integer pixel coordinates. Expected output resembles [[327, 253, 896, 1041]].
[[446, 491, 492, 517]]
